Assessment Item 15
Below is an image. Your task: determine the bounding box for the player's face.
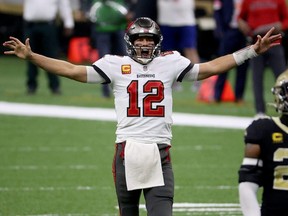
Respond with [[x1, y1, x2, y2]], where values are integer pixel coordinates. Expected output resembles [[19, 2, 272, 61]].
[[133, 37, 155, 59]]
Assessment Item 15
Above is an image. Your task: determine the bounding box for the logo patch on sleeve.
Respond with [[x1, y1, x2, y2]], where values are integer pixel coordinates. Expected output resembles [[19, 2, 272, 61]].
[[121, 65, 131, 74], [272, 132, 283, 143]]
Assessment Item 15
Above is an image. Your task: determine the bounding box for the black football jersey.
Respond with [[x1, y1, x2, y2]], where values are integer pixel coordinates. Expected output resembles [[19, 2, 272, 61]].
[[245, 117, 288, 216]]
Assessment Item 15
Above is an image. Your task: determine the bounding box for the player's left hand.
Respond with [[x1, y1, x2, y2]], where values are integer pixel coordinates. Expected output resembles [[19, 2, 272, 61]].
[[3, 37, 33, 60], [252, 27, 282, 54]]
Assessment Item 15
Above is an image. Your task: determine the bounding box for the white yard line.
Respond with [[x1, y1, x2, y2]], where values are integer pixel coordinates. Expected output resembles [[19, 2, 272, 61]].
[[0, 101, 253, 129], [16, 203, 243, 216]]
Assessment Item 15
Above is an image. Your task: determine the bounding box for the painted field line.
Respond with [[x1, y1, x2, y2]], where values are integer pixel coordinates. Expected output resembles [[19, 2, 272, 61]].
[[0, 164, 98, 170], [14, 203, 242, 216], [140, 203, 242, 214], [17, 214, 93, 216], [0, 186, 102, 192], [0, 101, 253, 129]]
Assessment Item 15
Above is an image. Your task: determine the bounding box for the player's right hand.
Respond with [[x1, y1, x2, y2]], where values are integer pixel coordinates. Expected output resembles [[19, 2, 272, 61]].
[[3, 37, 33, 60]]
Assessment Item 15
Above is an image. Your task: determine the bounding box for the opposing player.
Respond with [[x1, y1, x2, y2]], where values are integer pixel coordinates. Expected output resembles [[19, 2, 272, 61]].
[[3, 17, 282, 216], [238, 69, 288, 216]]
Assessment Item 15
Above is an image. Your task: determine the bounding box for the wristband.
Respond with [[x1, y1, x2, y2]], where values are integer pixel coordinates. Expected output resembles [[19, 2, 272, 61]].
[[233, 46, 258, 65]]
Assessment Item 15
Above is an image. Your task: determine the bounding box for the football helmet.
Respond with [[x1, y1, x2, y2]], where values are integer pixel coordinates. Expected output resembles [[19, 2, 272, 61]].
[[271, 70, 288, 114], [124, 17, 163, 64]]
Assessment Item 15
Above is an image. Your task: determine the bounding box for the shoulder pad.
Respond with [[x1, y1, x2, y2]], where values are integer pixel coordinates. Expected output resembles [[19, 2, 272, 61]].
[[160, 51, 174, 56]]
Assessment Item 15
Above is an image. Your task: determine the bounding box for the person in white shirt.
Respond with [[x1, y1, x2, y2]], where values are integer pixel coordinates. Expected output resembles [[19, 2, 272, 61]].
[[23, 0, 74, 95], [3, 17, 281, 216], [157, 0, 200, 91]]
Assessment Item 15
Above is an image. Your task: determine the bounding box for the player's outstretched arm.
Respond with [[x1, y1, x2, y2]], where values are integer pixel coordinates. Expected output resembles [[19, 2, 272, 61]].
[[3, 37, 87, 83], [197, 27, 282, 80]]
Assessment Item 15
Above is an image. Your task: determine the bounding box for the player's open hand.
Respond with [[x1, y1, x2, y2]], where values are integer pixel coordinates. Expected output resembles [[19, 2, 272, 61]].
[[252, 27, 282, 54], [3, 37, 33, 60]]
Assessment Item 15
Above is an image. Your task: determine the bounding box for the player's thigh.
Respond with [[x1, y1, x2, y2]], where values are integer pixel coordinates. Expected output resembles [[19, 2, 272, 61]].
[[144, 163, 174, 216], [113, 143, 142, 215]]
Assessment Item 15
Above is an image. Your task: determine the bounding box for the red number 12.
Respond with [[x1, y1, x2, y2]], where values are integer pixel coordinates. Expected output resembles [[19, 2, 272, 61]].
[[127, 80, 165, 117]]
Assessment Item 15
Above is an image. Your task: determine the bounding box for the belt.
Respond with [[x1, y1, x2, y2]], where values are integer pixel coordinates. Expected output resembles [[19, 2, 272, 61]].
[[116, 141, 170, 149], [25, 20, 55, 26]]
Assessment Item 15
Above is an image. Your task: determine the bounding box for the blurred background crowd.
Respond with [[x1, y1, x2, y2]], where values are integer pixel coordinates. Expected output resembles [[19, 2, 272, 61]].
[[0, 0, 217, 63]]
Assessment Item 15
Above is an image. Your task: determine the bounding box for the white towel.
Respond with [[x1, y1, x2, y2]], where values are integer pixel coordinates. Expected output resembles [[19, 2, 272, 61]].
[[124, 139, 164, 191]]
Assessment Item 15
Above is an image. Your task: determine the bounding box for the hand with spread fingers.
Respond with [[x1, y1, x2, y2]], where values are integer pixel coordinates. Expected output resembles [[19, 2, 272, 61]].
[[3, 37, 32, 60], [252, 27, 282, 55]]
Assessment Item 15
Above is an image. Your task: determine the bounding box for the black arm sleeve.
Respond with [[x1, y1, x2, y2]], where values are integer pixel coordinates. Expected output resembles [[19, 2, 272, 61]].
[[238, 164, 263, 186]]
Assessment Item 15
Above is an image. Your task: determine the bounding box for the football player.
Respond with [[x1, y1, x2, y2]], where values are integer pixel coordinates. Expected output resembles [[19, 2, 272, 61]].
[[3, 17, 282, 216], [238, 69, 288, 216]]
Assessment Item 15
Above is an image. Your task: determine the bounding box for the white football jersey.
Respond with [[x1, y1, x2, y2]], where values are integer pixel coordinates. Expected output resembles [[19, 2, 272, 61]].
[[86, 51, 199, 144]]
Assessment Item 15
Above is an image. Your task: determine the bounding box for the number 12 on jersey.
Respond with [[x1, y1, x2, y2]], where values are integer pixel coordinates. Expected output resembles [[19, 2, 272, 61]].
[[127, 80, 165, 117]]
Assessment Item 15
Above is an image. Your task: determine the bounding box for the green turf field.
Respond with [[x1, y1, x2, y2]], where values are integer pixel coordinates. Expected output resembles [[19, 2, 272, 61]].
[[0, 56, 275, 215]]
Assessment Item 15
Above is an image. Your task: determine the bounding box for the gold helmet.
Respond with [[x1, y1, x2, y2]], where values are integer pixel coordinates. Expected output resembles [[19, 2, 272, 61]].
[[271, 69, 288, 114]]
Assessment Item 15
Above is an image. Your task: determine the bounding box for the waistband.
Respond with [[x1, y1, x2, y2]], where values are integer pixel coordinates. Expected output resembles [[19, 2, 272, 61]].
[[116, 141, 170, 149], [24, 20, 55, 25]]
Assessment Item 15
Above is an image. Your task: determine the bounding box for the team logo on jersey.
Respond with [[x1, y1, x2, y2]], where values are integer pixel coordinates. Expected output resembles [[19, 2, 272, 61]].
[[121, 65, 131, 74], [272, 132, 283, 143]]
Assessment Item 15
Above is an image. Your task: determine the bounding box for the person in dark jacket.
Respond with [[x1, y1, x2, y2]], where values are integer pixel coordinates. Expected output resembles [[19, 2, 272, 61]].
[[213, 0, 249, 103]]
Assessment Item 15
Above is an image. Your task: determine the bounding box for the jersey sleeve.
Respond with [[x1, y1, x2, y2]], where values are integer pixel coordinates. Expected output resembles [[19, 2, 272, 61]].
[[238, 119, 265, 186], [244, 119, 264, 144], [86, 66, 106, 83], [165, 51, 198, 82], [180, 64, 199, 82], [90, 55, 114, 84]]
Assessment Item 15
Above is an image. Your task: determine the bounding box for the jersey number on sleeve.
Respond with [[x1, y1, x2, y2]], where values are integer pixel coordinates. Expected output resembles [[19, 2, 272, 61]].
[[273, 148, 288, 190], [127, 80, 165, 117]]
